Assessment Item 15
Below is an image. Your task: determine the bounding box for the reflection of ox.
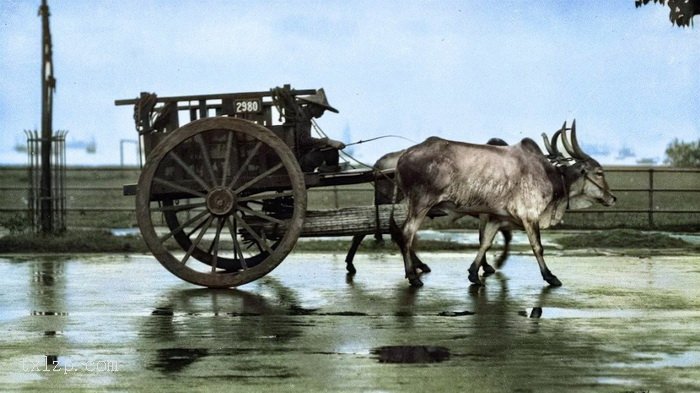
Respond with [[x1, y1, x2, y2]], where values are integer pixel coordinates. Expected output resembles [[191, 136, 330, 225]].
[[344, 139, 513, 275], [392, 121, 616, 288]]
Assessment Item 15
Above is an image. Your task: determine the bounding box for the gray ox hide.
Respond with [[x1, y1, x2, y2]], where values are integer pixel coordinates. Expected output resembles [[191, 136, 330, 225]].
[[392, 121, 617, 287], [344, 138, 513, 275]]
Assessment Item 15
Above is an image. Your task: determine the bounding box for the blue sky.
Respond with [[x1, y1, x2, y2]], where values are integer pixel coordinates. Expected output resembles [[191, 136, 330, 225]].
[[0, 0, 697, 166]]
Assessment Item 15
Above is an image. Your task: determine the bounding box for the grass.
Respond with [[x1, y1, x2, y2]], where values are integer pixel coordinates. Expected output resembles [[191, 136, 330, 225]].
[[556, 229, 693, 249], [0, 230, 148, 253], [0, 229, 697, 254], [294, 239, 478, 253]]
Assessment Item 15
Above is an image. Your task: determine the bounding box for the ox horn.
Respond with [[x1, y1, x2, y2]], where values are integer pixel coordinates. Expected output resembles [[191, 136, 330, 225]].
[[542, 121, 565, 158], [542, 133, 555, 156], [561, 121, 580, 159], [569, 120, 592, 161], [550, 128, 563, 157]]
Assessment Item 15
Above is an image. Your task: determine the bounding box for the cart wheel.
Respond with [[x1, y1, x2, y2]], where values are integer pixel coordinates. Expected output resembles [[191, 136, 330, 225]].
[[161, 199, 280, 271], [136, 117, 306, 288]]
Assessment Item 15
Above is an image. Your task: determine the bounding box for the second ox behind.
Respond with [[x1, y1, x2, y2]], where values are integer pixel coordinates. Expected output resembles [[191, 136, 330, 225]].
[[391, 121, 616, 288]]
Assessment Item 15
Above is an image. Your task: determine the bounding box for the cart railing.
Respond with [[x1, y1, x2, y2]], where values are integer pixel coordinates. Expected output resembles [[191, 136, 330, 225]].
[[115, 86, 317, 165]]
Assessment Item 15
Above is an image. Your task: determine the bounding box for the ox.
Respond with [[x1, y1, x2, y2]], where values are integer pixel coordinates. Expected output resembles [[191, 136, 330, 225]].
[[392, 121, 616, 287], [344, 139, 513, 275]]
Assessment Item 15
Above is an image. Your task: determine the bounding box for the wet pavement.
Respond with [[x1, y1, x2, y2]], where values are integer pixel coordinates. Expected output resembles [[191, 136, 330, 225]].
[[1, 250, 699, 392]]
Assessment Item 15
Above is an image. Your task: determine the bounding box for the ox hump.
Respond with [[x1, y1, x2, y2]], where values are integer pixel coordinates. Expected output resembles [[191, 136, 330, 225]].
[[518, 138, 545, 155]]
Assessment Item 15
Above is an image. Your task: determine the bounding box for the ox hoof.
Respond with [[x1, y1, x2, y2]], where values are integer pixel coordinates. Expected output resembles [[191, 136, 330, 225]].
[[468, 270, 482, 286], [495, 256, 508, 270], [346, 263, 357, 275], [408, 277, 424, 288], [482, 263, 496, 276], [417, 263, 432, 273], [544, 275, 562, 287]]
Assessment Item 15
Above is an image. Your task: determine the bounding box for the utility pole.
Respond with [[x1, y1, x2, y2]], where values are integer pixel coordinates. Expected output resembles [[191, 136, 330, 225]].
[[39, 0, 56, 233]]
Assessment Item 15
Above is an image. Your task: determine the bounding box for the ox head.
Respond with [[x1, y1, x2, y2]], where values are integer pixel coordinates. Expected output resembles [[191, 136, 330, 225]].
[[543, 121, 617, 208]]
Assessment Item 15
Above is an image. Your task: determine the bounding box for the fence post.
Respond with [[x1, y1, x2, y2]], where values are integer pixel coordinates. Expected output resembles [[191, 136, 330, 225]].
[[648, 168, 654, 228], [333, 186, 339, 209]]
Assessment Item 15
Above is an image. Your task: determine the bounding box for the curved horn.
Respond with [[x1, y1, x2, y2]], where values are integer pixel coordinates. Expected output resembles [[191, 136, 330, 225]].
[[542, 133, 554, 155], [570, 120, 592, 161], [561, 123, 578, 159], [550, 129, 563, 157], [542, 121, 565, 156]]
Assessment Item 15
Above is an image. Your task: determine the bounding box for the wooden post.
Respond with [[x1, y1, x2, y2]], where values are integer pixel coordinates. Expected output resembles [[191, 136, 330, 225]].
[[648, 168, 655, 228], [39, 0, 55, 234]]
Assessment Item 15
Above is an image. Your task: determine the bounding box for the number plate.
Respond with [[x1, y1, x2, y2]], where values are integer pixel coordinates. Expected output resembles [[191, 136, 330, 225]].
[[234, 98, 263, 114]]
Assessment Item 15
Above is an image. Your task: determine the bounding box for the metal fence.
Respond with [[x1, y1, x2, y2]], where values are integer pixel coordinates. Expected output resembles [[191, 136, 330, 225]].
[[0, 166, 698, 231], [561, 167, 700, 229], [24, 130, 67, 233]]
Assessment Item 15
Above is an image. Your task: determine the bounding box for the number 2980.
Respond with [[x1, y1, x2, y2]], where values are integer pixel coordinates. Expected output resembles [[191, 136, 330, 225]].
[[234, 99, 262, 113]]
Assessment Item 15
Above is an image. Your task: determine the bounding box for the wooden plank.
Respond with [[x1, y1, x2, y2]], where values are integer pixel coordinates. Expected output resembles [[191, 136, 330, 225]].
[[115, 89, 317, 106], [297, 204, 407, 237], [244, 204, 408, 239]]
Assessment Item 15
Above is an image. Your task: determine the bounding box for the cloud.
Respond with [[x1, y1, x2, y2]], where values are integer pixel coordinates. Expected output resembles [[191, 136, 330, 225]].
[[1, 0, 697, 166]]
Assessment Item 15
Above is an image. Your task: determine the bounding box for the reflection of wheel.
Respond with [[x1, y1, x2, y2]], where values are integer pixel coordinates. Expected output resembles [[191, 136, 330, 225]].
[[136, 117, 306, 288]]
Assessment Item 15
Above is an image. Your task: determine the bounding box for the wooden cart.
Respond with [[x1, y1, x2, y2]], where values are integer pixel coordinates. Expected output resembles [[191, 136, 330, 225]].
[[116, 85, 403, 288]]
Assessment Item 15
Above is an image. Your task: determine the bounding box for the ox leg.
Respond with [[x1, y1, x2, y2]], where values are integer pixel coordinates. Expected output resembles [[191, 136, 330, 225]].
[[468, 219, 501, 285], [345, 234, 365, 275], [393, 207, 430, 288], [479, 216, 496, 276], [522, 221, 562, 287], [412, 249, 431, 273], [495, 226, 513, 269], [408, 235, 431, 273]]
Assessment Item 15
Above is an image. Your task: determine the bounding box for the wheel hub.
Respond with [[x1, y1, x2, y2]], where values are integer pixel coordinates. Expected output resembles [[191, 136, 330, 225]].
[[206, 187, 236, 216]]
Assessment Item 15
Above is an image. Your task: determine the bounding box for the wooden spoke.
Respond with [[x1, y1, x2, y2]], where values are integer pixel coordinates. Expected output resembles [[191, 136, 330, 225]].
[[159, 209, 209, 243], [226, 216, 248, 270], [154, 177, 207, 198], [167, 150, 211, 191], [237, 205, 285, 225], [185, 213, 212, 238], [181, 215, 214, 265], [221, 132, 234, 187], [227, 141, 262, 189], [236, 214, 274, 255], [209, 218, 224, 272], [234, 162, 284, 194], [195, 134, 217, 187], [238, 190, 295, 203], [154, 201, 207, 213]]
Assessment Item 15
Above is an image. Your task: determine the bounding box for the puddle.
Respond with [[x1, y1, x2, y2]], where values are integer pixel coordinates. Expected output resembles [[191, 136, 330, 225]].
[[372, 346, 450, 364], [151, 348, 208, 373], [595, 376, 641, 386], [151, 307, 174, 316], [111, 228, 140, 237], [611, 351, 700, 369], [519, 307, 700, 320], [438, 310, 475, 317]]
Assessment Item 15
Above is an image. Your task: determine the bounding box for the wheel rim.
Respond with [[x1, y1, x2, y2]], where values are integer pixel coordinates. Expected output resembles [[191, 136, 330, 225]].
[[136, 117, 306, 287]]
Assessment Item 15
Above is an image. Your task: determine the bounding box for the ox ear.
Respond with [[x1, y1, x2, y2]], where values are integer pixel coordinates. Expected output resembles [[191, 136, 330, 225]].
[[572, 161, 587, 175]]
